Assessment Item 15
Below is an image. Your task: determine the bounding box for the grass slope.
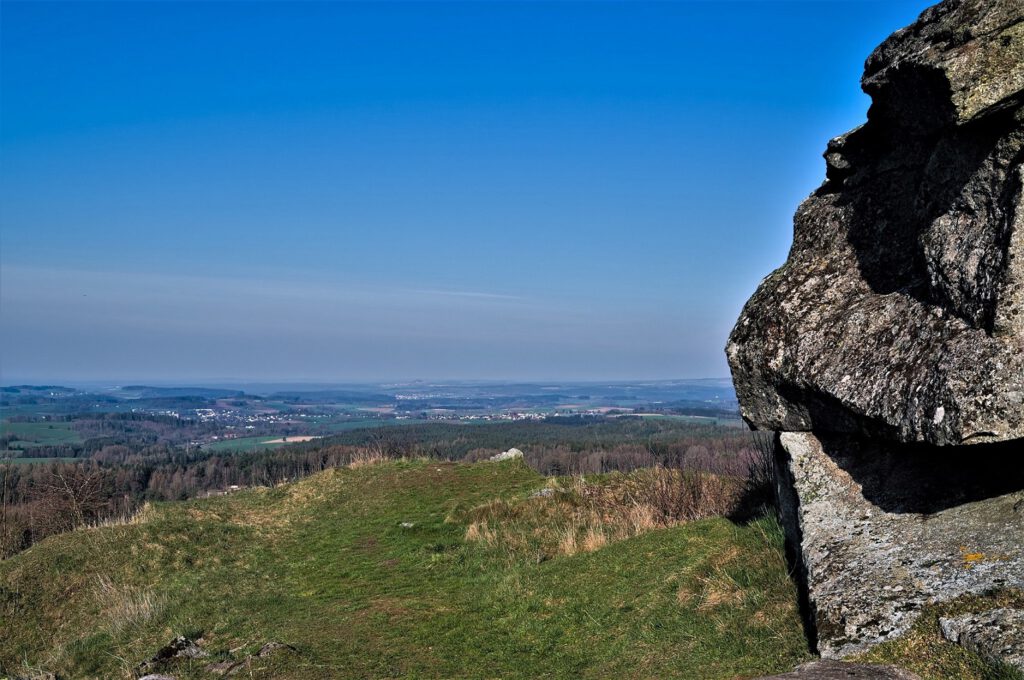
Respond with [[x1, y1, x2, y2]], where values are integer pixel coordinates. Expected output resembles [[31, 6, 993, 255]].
[[0, 459, 809, 679]]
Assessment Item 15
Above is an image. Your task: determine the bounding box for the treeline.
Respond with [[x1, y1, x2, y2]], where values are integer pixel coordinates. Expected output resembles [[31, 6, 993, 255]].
[[0, 418, 760, 559], [293, 416, 751, 460], [0, 444, 391, 556]]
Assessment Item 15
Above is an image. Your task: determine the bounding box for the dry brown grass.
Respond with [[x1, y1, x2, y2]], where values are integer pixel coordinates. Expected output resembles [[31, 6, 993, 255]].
[[460, 466, 744, 560], [580, 525, 608, 553], [93, 575, 164, 635], [464, 520, 497, 546], [696, 567, 746, 610]]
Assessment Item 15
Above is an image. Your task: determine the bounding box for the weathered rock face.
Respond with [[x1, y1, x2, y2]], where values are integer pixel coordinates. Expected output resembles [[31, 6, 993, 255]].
[[775, 432, 1024, 658], [727, 0, 1024, 446], [726, 0, 1024, 664]]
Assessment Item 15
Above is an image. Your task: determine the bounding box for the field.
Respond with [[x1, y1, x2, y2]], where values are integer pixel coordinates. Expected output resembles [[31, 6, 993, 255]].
[[201, 436, 295, 452], [201, 419, 437, 451], [261, 436, 322, 444], [1, 421, 82, 450], [0, 459, 812, 679], [320, 417, 434, 432]]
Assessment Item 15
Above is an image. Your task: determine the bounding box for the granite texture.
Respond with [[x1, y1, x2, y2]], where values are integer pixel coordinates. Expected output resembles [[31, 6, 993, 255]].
[[775, 432, 1024, 658]]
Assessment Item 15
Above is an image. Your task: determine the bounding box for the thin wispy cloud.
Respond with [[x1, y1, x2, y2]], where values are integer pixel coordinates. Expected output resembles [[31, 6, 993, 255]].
[[406, 288, 524, 301]]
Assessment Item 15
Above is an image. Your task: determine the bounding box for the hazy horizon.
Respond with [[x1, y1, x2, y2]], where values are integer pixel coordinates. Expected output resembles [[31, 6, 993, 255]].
[[0, 376, 736, 390], [1, 0, 930, 382]]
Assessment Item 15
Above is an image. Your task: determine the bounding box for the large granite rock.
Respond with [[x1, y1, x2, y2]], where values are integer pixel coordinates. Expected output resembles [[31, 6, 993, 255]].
[[727, 0, 1024, 446], [774, 432, 1024, 658], [726, 0, 1024, 661]]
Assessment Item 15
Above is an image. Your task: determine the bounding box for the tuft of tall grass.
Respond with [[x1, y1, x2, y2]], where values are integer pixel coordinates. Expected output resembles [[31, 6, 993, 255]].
[[461, 466, 745, 560], [93, 575, 164, 635]]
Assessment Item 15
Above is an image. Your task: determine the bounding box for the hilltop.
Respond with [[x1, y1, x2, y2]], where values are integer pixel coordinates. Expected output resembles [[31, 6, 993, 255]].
[[1, 458, 809, 679], [3, 456, 1020, 679]]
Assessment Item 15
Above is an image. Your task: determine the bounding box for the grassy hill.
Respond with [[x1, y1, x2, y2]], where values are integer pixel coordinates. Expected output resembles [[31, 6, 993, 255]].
[[0, 459, 811, 679]]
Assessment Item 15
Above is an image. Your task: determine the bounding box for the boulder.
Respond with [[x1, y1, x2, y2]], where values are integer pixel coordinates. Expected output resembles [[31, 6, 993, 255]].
[[726, 0, 1024, 446], [136, 636, 208, 675], [726, 0, 1024, 662], [774, 432, 1024, 657], [490, 448, 524, 461]]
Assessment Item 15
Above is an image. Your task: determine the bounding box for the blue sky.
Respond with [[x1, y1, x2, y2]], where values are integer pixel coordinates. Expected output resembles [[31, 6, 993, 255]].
[[1, 0, 929, 383]]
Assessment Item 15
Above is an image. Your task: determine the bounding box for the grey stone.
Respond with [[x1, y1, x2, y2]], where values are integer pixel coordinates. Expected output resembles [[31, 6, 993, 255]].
[[204, 640, 297, 676], [490, 448, 524, 461], [136, 636, 208, 675], [204, 660, 242, 676], [726, 0, 1024, 446], [940, 608, 1024, 671], [256, 641, 297, 657], [775, 432, 1024, 658], [756, 660, 921, 679]]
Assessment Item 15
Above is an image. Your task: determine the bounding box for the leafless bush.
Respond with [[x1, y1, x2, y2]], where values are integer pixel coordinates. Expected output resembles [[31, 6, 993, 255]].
[[731, 432, 778, 521], [583, 467, 742, 525]]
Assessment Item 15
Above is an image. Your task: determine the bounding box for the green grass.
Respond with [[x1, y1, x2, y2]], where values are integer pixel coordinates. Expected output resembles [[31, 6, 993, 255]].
[[0, 459, 810, 679], [0, 420, 82, 448]]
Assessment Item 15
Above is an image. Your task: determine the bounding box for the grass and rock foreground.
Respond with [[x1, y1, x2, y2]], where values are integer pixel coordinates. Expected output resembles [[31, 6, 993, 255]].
[[1, 459, 809, 679]]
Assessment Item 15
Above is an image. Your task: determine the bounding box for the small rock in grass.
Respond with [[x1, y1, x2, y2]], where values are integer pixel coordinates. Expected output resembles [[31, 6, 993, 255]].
[[205, 660, 242, 676], [257, 641, 297, 657], [136, 635, 208, 674]]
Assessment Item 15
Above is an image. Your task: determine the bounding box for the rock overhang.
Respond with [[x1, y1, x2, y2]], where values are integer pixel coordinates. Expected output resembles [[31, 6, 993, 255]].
[[726, 0, 1024, 446]]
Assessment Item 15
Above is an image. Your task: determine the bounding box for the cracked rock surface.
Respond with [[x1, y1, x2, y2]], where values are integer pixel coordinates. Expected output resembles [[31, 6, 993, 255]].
[[775, 432, 1024, 658]]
